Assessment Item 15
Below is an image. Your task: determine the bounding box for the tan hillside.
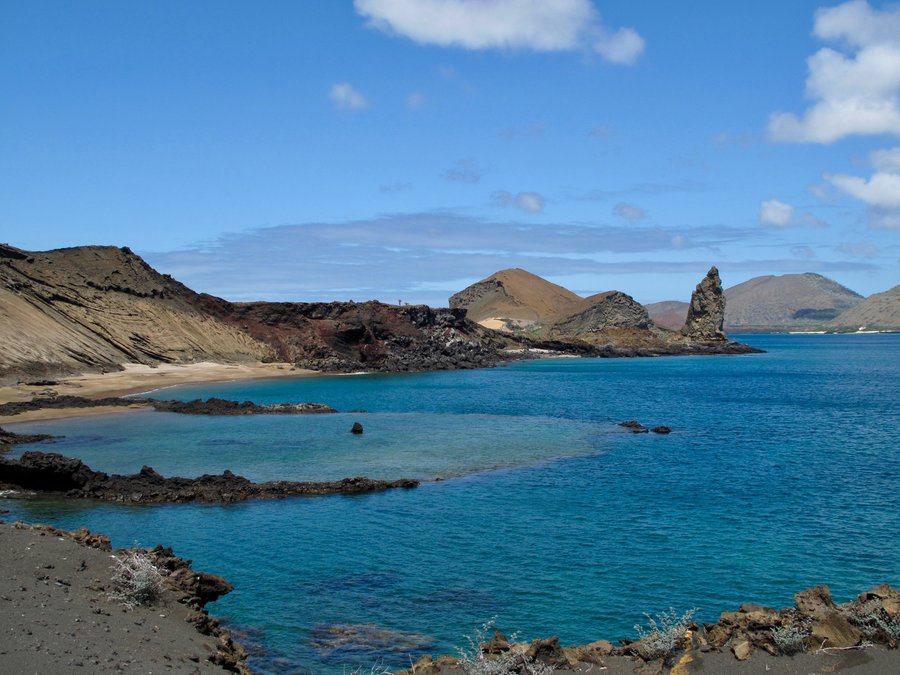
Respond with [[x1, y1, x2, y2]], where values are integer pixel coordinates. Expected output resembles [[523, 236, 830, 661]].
[[448, 268, 581, 324], [0, 244, 272, 381], [723, 273, 862, 329], [645, 301, 690, 331], [828, 285, 900, 331]]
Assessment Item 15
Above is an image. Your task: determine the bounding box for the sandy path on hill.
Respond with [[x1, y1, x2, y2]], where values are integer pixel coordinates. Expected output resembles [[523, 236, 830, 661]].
[[0, 361, 320, 423]]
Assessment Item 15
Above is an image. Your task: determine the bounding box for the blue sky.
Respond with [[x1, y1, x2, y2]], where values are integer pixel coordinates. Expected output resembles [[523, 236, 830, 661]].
[[2, 0, 899, 305]]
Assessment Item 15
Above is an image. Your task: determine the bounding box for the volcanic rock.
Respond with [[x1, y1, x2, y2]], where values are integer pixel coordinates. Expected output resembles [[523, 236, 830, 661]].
[[682, 266, 727, 340], [0, 451, 418, 504]]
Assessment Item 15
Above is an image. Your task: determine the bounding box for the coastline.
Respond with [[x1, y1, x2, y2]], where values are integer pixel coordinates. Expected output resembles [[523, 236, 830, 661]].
[[0, 361, 320, 424]]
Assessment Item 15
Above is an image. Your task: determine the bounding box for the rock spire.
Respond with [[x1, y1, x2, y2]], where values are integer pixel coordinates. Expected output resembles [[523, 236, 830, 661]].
[[682, 266, 726, 340]]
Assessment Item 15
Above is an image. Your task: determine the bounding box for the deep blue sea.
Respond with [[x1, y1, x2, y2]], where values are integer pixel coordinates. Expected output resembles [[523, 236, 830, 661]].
[[3, 334, 899, 673]]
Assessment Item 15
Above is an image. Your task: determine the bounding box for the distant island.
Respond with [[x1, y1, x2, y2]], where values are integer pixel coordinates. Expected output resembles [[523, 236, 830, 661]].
[[644, 272, 899, 334]]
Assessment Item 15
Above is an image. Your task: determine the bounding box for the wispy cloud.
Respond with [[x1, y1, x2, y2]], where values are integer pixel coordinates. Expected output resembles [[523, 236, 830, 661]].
[[498, 122, 546, 141], [354, 0, 645, 65], [614, 202, 646, 222], [492, 190, 545, 214], [143, 213, 767, 303], [768, 0, 900, 143], [329, 82, 369, 110], [405, 91, 426, 109], [443, 159, 481, 184]]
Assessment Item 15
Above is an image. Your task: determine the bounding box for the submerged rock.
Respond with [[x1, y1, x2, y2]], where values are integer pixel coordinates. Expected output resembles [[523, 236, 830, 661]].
[[351, 421, 364, 434]]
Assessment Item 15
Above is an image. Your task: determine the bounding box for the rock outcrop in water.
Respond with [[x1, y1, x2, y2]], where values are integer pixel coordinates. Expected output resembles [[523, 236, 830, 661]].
[[682, 266, 727, 340], [0, 395, 337, 417], [0, 451, 419, 504], [0, 426, 58, 450]]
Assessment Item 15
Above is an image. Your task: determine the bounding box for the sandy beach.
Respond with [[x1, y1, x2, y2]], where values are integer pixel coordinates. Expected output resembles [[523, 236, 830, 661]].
[[0, 361, 319, 424]]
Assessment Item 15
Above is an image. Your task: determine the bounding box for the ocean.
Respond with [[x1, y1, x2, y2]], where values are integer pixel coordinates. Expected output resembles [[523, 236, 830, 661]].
[[3, 334, 899, 673]]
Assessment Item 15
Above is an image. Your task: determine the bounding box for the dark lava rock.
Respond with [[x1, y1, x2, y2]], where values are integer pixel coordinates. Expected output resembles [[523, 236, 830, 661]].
[[0, 451, 418, 504], [618, 420, 649, 433], [0, 395, 336, 418], [351, 422, 364, 434], [682, 266, 727, 340], [0, 426, 58, 450], [151, 397, 336, 416], [650, 426, 672, 434]]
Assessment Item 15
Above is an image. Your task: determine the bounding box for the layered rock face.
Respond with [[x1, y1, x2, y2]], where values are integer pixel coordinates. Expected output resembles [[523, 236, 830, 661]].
[[0, 244, 271, 381], [0, 244, 506, 380], [551, 291, 652, 335], [682, 266, 726, 340]]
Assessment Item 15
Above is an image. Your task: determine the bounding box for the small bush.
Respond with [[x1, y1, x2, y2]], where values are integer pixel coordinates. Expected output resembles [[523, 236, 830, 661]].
[[771, 623, 808, 655], [343, 664, 394, 675], [632, 607, 697, 661], [455, 618, 554, 675], [109, 550, 165, 608], [847, 600, 900, 642]]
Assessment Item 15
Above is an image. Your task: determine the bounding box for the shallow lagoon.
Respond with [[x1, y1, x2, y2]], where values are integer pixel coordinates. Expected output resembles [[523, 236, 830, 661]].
[[5, 334, 900, 673]]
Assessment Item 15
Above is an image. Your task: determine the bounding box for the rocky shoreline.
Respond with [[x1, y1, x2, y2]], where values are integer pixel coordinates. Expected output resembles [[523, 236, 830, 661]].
[[0, 394, 338, 418], [2, 520, 897, 675], [0, 450, 418, 504], [396, 584, 900, 674]]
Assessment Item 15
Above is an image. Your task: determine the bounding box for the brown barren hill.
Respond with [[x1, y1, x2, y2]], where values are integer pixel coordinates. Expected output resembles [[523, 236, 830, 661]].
[[0, 244, 271, 382], [724, 272, 862, 330], [645, 300, 690, 331], [828, 285, 900, 331], [449, 268, 582, 325]]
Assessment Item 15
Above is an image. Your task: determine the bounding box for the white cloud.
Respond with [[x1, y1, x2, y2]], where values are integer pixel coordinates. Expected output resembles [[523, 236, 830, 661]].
[[354, 0, 644, 65], [827, 171, 900, 209], [759, 199, 795, 227], [492, 190, 545, 213], [768, 0, 900, 143], [329, 82, 369, 110], [826, 145, 900, 228], [613, 202, 646, 221]]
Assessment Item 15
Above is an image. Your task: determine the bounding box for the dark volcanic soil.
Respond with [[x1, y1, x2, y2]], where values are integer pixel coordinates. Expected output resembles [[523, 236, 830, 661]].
[[0, 522, 248, 674]]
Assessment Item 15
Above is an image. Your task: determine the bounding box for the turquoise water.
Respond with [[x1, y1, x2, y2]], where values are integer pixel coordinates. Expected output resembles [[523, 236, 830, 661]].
[[4, 334, 899, 673]]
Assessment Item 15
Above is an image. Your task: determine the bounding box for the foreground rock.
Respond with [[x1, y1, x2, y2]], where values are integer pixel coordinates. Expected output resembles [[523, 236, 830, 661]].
[[0, 451, 419, 504], [400, 583, 900, 673], [0, 522, 249, 673]]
